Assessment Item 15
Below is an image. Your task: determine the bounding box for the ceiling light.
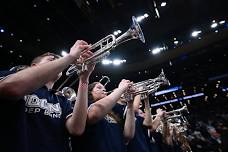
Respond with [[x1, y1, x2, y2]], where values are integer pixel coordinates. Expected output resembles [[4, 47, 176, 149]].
[[191, 30, 201, 37], [215, 30, 218, 33], [102, 59, 112, 65], [113, 30, 122, 36], [113, 59, 121, 65], [61, 51, 68, 57], [219, 20, 225, 24], [143, 13, 149, 18], [10, 33, 14, 36], [151, 48, 161, 54], [161, 2, 166, 7], [19, 39, 23, 42], [174, 40, 179, 45], [150, 46, 166, 55], [10, 50, 13, 53], [211, 22, 218, 28], [0, 29, 4, 33]]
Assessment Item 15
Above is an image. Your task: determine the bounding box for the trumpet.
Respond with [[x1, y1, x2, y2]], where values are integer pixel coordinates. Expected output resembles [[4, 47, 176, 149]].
[[123, 70, 170, 101], [166, 105, 189, 115], [152, 106, 189, 118], [61, 87, 77, 102], [66, 16, 145, 76], [9, 65, 29, 72], [99, 76, 110, 87], [133, 69, 170, 95]]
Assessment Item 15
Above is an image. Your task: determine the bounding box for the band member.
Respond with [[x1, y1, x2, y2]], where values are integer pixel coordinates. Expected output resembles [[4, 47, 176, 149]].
[[127, 92, 153, 152], [162, 115, 184, 152], [127, 92, 167, 152], [0, 40, 94, 152], [71, 80, 135, 152]]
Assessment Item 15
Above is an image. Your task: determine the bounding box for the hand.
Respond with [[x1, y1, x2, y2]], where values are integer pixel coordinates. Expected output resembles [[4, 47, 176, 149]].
[[79, 51, 96, 81], [69, 40, 91, 60], [118, 79, 133, 92], [156, 108, 166, 119]]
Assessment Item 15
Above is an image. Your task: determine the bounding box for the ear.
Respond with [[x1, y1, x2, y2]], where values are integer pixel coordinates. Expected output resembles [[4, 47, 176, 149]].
[[31, 63, 37, 67]]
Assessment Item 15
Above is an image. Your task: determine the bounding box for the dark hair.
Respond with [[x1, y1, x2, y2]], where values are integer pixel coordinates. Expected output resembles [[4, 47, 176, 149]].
[[88, 82, 99, 101], [31, 52, 61, 65]]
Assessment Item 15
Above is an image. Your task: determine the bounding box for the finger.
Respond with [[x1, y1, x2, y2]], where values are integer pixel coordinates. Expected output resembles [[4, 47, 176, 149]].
[[78, 40, 89, 45], [82, 51, 93, 58], [81, 52, 92, 59]]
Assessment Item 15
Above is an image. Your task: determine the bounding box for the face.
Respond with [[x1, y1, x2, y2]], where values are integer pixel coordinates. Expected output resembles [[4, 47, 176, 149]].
[[91, 83, 107, 101], [33, 55, 62, 81]]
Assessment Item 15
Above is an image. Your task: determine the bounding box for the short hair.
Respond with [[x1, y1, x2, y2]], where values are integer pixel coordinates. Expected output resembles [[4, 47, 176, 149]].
[[30, 52, 61, 65]]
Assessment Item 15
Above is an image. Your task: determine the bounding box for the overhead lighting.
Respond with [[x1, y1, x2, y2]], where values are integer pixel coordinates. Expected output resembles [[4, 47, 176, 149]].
[[113, 59, 121, 65], [143, 13, 149, 18], [113, 59, 126, 66], [191, 30, 202, 37], [0, 29, 4, 33], [219, 20, 225, 24], [113, 30, 122, 36], [102, 59, 112, 65], [161, 2, 167, 7], [61, 51, 68, 57], [136, 13, 149, 22], [211, 22, 218, 28], [102, 59, 126, 65], [151, 48, 161, 54], [174, 40, 179, 45], [150, 46, 166, 55]]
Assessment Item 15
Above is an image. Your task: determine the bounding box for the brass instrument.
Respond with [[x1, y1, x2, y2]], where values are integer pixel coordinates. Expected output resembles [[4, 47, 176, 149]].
[[66, 16, 145, 76], [166, 105, 189, 115], [152, 106, 189, 118], [61, 87, 77, 102], [9, 65, 29, 72], [133, 69, 170, 95], [124, 69, 170, 101], [99, 76, 110, 87]]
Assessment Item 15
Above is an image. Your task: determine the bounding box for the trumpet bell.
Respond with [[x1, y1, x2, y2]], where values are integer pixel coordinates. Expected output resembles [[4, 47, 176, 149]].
[[131, 16, 145, 43], [62, 87, 77, 102]]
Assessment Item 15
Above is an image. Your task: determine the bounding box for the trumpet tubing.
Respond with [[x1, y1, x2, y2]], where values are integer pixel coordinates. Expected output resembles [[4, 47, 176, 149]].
[[66, 16, 145, 76], [133, 69, 170, 95]]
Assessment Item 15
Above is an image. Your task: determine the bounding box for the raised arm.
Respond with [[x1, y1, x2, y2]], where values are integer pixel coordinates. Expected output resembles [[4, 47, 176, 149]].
[[87, 79, 132, 124], [123, 95, 136, 141], [142, 94, 153, 128], [151, 108, 166, 132], [66, 53, 95, 135], [0, 40, 90, 101]]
